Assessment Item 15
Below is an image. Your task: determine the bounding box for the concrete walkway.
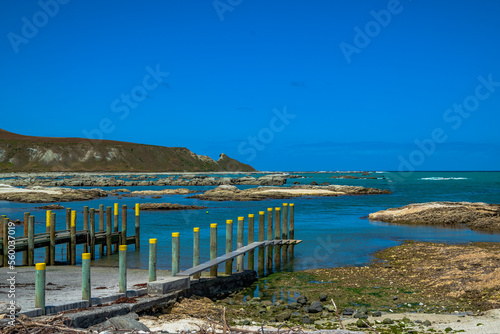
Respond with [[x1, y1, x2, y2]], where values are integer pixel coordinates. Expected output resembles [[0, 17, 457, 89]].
[[0, 265, 173, 311]]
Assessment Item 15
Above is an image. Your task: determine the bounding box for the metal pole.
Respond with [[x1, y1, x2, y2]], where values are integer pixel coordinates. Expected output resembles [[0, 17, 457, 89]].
[[248, 214, 255, 271], [193, 227, 200, 280], [172, 232, 179, 276], [70, 210, 76, 265], [237, 216, 244, 272], [149, 239, 157, 282], [82, 253, 91, 305], [119, 245, 127, 293], [135, 203, 140, 250], [35, 263, 46, 314], [258, 211, 265, 276], [225, 220, 233, 275], [210, 223, 217, 277]]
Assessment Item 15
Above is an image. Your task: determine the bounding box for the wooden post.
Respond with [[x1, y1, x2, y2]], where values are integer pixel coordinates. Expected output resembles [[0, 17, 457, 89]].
[[274, 207, 281, 269], [22, 212, 29, 266], [266, 208, 273, 271], [35, 263, 46, 314], [258, 211, 265, 275], [82, 253, 91, 305], [289, 203, 295, 258], [225, 220, 233, 275], [1, 217, 7, 267], [83, 206, 89, 253], [66, 208, 71, 262], [237, 217, 244, 272], [113, 203, 119, 252], [99, 204, 104, 257], [70, 210, 76, 265], [149, 238, 157, 282], [90, 208, 96, 260], [106, 206, 112, 255], [210, 223, 217, 277], [121, 205, 127, 245], [49, 213, 56, 266], [119, 245, 127, 293], [172, 232, 180, 276], [282, 203, 289, 263], [45, 210, 51, 264], [193, 227, 200, 280], [28, 215, 35, 266], [247, 214, 255, 271], [135, 203, 140, 250]]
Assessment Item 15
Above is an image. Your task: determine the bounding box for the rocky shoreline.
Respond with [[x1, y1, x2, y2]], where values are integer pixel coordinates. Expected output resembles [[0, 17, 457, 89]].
[[138, 241, 500, 334], [369, 201, 500, 231], [190, 184, 392, 201], [137, 203, 207, 211], [0, 173, 290, 187]]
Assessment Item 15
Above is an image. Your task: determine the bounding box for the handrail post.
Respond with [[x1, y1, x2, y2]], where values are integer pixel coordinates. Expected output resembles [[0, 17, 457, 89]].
[[210, 223, 217, 277], [225, 220, 233, 275]]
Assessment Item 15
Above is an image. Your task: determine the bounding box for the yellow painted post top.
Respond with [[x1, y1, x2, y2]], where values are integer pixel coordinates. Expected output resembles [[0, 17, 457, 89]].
[[275, 207, 281, 211], [226, 219, 233, 224], [46, 210, 51, 226], [267, 208, 273, 211], [82, 253, 91, 260], [149, 238, 157, 244], [210, 223, 217, 228], [35, 263, 46, 270], [193, 227, 200, 232], [259, 211, 265, 215], [238, 217, 244, 221], [119, 245, 127, 251], [290, 203, 294, 207], [283, 203, 288, 206], [114, 203, 119, 215], [135, 203, 140, 216], [172, 232, 180, 237], [71, 210, 76, 227], [248, 214, 254, 218]]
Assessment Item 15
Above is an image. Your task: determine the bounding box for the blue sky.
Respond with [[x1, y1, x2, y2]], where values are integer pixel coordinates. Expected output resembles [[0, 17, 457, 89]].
[[1, 0, 499, 171]]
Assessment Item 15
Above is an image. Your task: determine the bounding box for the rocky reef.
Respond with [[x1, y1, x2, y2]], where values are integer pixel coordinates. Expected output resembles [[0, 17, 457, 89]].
[[190, 184, 391, 201], [369, 201, 500, 231]]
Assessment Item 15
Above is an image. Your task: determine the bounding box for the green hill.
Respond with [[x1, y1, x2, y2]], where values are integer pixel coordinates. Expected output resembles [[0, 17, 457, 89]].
[[0, 129, 255, 173]]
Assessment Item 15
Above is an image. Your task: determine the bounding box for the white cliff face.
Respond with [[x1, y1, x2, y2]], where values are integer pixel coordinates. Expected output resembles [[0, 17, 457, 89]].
[[0, 148, 5, 162]]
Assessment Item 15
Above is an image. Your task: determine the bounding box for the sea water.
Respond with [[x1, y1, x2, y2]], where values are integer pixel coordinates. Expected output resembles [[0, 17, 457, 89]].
[[2, 171, 500, 271]]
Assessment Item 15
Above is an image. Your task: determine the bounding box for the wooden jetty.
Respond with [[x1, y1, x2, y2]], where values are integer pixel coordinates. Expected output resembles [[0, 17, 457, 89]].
[[14, 202, 300, 316], [0, 204, 140, 267]]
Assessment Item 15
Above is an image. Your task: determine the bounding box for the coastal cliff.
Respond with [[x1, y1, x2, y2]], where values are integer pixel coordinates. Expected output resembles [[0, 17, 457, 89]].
[[0, 129, 255, 172]]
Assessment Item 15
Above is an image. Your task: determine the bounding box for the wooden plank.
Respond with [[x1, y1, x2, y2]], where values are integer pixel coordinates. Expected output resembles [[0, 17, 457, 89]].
[[177, 241, 266, 277]]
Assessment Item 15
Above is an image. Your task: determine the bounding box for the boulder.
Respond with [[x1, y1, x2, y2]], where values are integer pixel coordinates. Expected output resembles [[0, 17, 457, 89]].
[[307, 301, 323, 313]]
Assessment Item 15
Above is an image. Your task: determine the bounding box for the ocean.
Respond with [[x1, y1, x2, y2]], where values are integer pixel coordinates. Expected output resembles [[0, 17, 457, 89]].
[[2, 171, 500, 272]]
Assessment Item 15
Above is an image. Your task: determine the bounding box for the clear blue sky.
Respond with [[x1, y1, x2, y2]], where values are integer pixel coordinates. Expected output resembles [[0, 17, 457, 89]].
[[1, 0, 499, 171]]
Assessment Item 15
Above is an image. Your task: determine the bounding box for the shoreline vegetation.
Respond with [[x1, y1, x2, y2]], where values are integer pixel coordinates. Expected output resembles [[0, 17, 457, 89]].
[[151, 241, 499, 333]]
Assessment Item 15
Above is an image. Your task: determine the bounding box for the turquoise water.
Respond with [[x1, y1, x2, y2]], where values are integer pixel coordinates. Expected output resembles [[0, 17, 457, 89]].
[[2, 171, 500, 271]]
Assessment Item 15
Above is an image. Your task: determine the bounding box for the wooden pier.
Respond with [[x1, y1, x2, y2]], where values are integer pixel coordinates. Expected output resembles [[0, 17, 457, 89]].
[[11, 202, 301, 317], [0, 204, 140, 267]]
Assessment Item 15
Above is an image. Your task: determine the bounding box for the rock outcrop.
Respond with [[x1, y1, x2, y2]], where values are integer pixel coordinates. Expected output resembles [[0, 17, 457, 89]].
[[190, 184, 391, 201], [369, 201, 500, 231], [137, 203, 207, 210]]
